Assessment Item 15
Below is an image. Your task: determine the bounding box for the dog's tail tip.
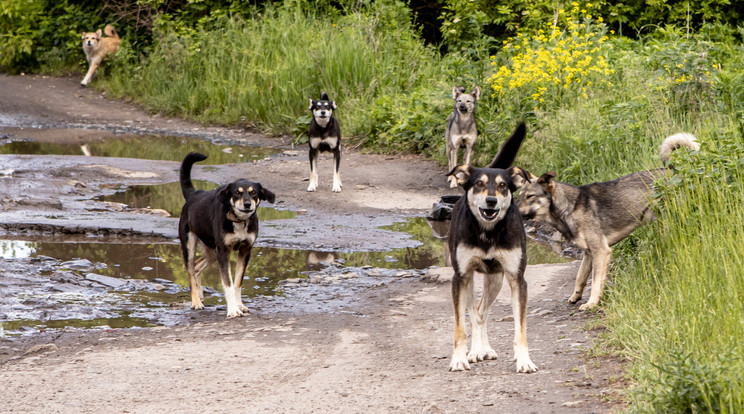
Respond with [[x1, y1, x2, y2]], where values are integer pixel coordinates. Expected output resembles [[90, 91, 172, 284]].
[[104, 24, 119, 38], [184, 152, 208, 163], [660, 132, 699, 165]]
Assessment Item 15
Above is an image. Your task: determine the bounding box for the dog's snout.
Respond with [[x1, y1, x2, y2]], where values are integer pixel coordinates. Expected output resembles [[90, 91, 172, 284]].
[[485, 196, 499, 206]]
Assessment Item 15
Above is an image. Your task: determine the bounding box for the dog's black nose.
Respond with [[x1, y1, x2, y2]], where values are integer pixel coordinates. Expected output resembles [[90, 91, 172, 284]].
[[485, 197, 499, 206]]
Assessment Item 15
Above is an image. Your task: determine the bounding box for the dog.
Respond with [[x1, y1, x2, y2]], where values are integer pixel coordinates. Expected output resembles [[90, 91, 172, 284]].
[[446, 86, 480, 188], [81, 24, 121, 86], [512, 133, 700, 311], [307, 92, 342, 192], [447, 121, 538, 374], [178, 152, 275, 318]]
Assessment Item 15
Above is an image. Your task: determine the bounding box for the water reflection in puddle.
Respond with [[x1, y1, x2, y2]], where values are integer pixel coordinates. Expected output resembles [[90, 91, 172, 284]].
[[96, 181, 296, 219], [0, 217, 569, 335], [0, 130, 278, 164]]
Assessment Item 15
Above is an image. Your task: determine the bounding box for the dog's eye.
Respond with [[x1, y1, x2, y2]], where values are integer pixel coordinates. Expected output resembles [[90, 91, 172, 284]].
[[499, 182, 507, 188], [475, 180, 484, 187]]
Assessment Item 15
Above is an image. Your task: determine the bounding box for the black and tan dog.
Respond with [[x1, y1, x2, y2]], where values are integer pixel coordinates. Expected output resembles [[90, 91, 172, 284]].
[[307, 92, 342, 192], [447, 121, 537, 373], [178, 152, 275, 318], [81, 24, 120, 86], [512, 133, 699, 310]]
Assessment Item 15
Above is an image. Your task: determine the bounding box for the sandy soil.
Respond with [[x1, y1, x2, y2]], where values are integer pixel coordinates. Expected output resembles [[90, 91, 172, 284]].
[[0, 74, 624, 413]]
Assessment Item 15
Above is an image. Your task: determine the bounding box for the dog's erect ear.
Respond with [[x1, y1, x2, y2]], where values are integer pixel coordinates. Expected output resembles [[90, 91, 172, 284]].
[[81, 32, 86, 40], [471, 86, 480, 102], [447, 164, 473, 188], [259, 186, 276, 204], [488, 121, 526, 169], [308, 98, 315, 111], [95, 29, 102, 39], [537, 172, 556, 194], [331, 100, 337, 110], [452, 86, 462, 99], [509, 166, 536, 189], [320, 91, 330, 101]]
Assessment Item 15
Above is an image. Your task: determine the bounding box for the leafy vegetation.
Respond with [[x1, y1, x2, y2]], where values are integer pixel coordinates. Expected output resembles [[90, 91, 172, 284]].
[[3, 0, 744, 411]]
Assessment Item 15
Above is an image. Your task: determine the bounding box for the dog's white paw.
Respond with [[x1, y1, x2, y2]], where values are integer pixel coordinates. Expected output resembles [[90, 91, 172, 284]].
[[448, 176, 458, 188], [238, 303, 249, 313], [468, 347, 498, 363], [332, 182, 342, 193], [579, 301, 599, 311], [191, 301, 205, 310], [515, 357, 538, 373], [307, 183, 317, 192], [226, 308, 244, 318], [449, 349, 471, 371]]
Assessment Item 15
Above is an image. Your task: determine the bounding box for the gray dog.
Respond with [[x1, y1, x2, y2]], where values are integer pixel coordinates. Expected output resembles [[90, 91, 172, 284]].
[[446, 86, 480, 188], [512, 133, 699, 310]]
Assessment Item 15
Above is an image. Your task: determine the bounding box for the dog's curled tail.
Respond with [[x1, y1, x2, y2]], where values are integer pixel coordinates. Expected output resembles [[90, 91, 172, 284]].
[[180, 152, 208, 200], [660, 133, 699, 166], [104, 24, 119, 39]]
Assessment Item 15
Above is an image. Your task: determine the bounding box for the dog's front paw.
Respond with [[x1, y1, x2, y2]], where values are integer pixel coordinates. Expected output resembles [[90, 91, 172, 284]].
[[515, 357, 538, 373], [467, 347, 498, 363], [449, 349, 471, 371], [191, 301, 205, 310], [579, 301, 599, 311], [307, 183, 318, 192], [332, 182, 342, 193], [238, 303, 249, 313], [568, 291, 583, 304], [226, 308, 244, 318]]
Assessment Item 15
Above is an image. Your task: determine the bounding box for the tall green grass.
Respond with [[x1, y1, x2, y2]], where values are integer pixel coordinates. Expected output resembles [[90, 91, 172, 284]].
[[103, 0, 448, 148], [604, 129, 744, 412]]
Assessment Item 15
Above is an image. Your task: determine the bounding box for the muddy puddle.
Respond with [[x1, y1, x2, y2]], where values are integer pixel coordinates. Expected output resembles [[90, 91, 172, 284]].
[[0, 217, 569, 336], [0, 127, 278, 163]]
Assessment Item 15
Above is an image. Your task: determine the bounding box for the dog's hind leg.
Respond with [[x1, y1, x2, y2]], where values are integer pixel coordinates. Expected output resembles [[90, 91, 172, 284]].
[[580, 245, 611, 311], [332, 146, 342, 193], [216, 246, 243, 318], [449, 271, 474, 371], [507, 273, 538, 373], [193, 250, 216, 301], [569, 253, 593, 304], [467, 273, 503, 363], [183, 233, 204, 310], [232, 244, 253, 314], [307, 147, 319, 192]]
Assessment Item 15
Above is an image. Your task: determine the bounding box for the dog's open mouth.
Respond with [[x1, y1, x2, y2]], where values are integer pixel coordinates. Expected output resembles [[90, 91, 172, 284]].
[[479, 207, 500, 220]]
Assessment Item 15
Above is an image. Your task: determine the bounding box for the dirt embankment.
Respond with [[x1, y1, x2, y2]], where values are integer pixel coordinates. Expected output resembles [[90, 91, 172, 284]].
[[0, 74, 623, 413]]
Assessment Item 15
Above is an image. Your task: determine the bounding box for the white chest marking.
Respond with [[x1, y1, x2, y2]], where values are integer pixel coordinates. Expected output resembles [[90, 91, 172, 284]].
[[455, 244, 523, 276], [223, 222, 256, 247]]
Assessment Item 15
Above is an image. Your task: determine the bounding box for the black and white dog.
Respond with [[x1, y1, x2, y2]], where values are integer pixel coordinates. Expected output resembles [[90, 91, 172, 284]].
[[307, 92, 342, 192], [178, 152, 275, 318], [447, 122, 538, 373]]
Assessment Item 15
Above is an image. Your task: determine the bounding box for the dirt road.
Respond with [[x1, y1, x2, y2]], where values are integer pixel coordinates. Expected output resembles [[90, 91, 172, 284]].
[[0, 74, 623, 413]]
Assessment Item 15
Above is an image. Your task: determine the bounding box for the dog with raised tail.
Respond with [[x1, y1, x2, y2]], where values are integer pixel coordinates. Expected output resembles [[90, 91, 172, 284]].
[[446, 86, 480, 188], [81, 24, 121, 86], [512, 133, 700, 311], [178, 152, 275, 318], [446, 121, 538, 374], [307, 92, 342, 192]]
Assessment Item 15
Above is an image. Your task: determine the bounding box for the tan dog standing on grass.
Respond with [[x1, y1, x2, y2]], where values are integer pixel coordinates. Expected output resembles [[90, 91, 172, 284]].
[[81, 24, 120, 86]]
